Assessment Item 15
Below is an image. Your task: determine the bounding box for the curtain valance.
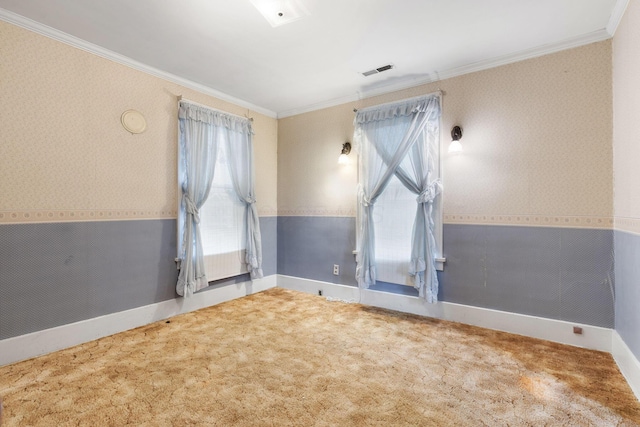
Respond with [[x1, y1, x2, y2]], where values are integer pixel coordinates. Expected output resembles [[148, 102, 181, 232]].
[[179, 102, 252, 134], [355, 95, 440, 124]]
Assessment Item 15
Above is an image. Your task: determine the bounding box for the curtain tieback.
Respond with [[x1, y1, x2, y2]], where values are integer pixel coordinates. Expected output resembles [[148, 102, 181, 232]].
[[416, 181, 443, 204], [244, 197, 256, 205], [183, 194, 200, 224], [358, 190, 373, 207], [361, 196, 374, 207]]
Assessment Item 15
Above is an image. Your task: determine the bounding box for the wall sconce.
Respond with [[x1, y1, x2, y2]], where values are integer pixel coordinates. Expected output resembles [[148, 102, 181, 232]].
[[338, 142, 351, 164], [448, 126, 463, 153]]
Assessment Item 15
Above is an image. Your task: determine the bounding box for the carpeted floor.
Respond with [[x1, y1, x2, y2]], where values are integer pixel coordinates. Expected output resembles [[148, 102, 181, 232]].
[[0, 287, 639, 426]]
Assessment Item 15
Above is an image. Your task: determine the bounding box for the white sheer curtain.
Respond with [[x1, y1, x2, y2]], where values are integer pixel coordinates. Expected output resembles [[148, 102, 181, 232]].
[[176, 101, 261, 296], [394, 123, 442, 302], [223, 123, 263, 280], [354, 95, 441, 302], [176, 103, 218, 297]]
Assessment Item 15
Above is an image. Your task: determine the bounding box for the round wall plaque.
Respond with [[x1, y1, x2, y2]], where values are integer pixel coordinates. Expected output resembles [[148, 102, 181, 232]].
[[121, 110, 147, 134]]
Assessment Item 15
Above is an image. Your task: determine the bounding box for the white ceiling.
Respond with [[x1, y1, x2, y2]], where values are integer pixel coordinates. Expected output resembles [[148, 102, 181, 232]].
[[0, 0, 625, 118]]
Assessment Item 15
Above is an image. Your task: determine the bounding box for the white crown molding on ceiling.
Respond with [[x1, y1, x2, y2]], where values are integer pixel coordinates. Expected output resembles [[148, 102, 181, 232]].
[[278, 28, 613, 118], [0, 7, 277, 119], [1, 0, 628, 120], [278, 0, 628, 118], [606, 0, 630, 36]]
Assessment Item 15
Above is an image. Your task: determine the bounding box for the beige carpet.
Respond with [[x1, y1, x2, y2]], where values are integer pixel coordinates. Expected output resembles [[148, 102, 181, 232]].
[[0, 287, 639, 426]]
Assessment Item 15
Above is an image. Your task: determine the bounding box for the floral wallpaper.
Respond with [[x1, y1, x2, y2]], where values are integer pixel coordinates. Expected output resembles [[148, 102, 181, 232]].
[[278, 40, 614, 228], [0, 20, 278, 224]]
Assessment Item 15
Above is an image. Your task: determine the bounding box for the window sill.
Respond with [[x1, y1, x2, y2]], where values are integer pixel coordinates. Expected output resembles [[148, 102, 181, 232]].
[[352, 251, 446, 272]]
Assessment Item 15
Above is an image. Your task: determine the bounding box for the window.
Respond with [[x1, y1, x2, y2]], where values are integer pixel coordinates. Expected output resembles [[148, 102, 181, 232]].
[[354, 94, 443, 301], [199, 140, 248, 282], [372, 149, 444, 288], [374, 176, 419, 286], [176, 101, 262, 297]]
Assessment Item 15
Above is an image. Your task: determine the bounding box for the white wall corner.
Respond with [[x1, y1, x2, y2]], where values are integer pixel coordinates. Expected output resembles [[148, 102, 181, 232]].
[[0, 275, 277, 367], [607, 0, 630, 36], [612, 330, 640, 400]]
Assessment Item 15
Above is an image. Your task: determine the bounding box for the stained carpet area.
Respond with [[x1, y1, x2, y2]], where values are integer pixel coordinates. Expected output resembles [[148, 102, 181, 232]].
[[0, 288, 639, 426]]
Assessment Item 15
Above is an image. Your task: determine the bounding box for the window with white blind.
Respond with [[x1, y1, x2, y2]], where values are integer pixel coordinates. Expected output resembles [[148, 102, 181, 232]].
[[373, 174, 417, 286], [199, 140, 248, 282], [372, 165, 444, 287]]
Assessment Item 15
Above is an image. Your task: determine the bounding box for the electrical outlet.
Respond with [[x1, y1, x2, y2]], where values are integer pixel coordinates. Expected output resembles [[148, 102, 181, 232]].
[[318, 290, 323, 296], [333, 264, 339, 275]]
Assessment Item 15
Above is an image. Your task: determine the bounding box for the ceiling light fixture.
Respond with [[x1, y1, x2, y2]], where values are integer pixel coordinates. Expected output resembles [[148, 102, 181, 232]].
[[250, 0, 310, 27]]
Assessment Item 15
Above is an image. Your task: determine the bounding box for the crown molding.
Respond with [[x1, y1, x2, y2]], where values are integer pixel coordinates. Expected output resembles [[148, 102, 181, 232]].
[[429, 29, 611, 83], [1, 6, 616, 121], [0, 8, 277, 119], [607, 0, 630, 36], [277, 93, 362, 119], [278, 29, 612, 118]]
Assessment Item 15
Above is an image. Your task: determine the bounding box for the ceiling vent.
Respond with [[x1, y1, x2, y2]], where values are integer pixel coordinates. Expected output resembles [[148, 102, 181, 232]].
[[361, 64, 394, 77]]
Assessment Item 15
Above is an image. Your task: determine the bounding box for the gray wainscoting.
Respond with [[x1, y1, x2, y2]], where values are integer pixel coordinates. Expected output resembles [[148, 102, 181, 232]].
[[278, 216, 357, 286], [0, 216, 278, 340], [1, 216, 615, 340], [614, 230, 640, 360], [277, 217, 615, 328], [441, 225, 615, 328], [260, 216, 277, 277], [0, 220, 178, 340]]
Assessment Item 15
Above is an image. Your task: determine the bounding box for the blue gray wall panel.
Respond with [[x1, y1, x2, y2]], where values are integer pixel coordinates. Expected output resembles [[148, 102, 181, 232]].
[[614, 230, 640, 361], [441, 225, 615, 328], [259, 216, 277, 277], [0, 216, 278, 340], [0, 215, 617, 340], [276, 217, 615, 328], [278, 216, 357, 286], [0, 220, 178, 340]]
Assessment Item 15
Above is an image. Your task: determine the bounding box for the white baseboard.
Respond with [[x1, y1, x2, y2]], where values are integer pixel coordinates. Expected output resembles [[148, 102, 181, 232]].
[[276, 275, 612, 353], [0, 274, 624, 378], [0, 275, 277, 367], [277, 275, 361, 302], [612, 331, 640, 400]]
